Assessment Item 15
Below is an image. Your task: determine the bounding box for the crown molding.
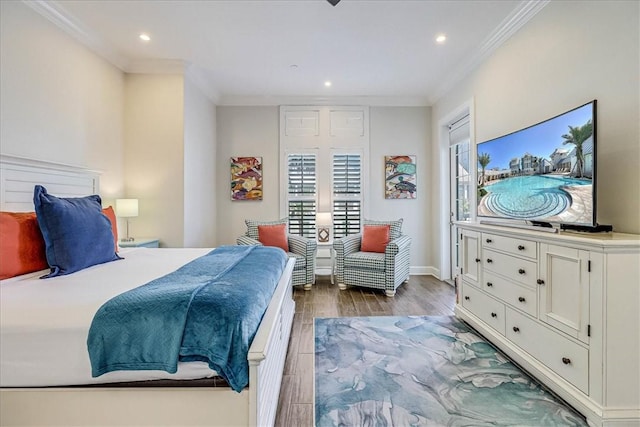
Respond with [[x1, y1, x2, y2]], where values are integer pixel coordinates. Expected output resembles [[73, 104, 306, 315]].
[[126, 59, 186, 74], [217, 95, 430, 107], [22, 0, 129, 71], [428, 0, 550, 105], [24, 0, 548, 108], [23, 1, 222, 104], [185, 64, 221, 105]]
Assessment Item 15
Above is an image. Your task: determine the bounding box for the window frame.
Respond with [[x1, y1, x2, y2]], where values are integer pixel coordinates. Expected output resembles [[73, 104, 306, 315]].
[[279, 106, 370, 241]]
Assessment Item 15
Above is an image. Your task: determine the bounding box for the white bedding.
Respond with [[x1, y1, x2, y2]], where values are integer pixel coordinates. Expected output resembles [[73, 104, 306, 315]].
[[0, 247, 221, 387]]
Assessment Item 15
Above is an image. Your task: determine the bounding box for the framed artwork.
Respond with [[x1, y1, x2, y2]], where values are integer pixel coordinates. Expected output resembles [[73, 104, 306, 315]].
[[385, 155, 417, 199], [231, 156, 263, 201]]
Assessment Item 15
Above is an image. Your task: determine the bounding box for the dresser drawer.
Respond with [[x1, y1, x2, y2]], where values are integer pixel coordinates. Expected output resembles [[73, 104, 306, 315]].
[[483, 271, 537, 317], [483, 249, 537, 288], [462, 283, 506, 335], [506, 308, 588, 394], [483, 233, 537, 259]]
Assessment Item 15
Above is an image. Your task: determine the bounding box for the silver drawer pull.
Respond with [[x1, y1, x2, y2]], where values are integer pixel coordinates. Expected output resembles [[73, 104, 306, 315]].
[[562, 357, 571, 365], [512, 326, 520, 332]]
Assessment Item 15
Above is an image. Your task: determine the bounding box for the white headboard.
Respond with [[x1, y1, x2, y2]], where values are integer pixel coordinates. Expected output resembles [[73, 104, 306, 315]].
[[0, 154, 100, 212]]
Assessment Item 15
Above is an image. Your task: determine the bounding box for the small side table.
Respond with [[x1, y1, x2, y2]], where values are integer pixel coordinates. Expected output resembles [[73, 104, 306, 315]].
[[316, 242, 335, 284], [119, 238, 160, 248]]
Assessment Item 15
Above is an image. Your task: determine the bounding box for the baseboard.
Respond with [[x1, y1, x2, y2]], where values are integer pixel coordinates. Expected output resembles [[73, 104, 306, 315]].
[[410, 266, 439, 277]]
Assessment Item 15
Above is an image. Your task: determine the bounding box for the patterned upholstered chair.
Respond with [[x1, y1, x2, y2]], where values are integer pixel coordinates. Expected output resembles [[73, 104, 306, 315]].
[[236, 218, 317, 290], [333, 219, 411, 297]]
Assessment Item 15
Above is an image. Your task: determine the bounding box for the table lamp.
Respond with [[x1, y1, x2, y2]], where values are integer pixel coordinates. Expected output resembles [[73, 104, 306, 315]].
[[115, 198, 138, 242]]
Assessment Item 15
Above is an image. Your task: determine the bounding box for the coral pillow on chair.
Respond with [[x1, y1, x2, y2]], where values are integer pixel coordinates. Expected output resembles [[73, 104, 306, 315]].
[[0, 212, 48, 280], [258, 224, 289, 252], [361, 224, 391, 253]]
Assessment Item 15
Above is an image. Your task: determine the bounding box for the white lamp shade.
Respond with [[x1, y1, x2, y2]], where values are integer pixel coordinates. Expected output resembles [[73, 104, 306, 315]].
[[316, 212, 332, 225], [115, 199, 139, 218]]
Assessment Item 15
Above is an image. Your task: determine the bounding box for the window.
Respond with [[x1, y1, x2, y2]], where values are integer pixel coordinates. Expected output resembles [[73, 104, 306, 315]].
[[286, 153, 317, 238], [280, 106, 369, 241], [332, 153, 362, 238]]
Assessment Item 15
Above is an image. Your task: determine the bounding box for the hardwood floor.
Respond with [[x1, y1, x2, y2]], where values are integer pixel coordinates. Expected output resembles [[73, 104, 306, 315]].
[[274, 275, 456, 427]]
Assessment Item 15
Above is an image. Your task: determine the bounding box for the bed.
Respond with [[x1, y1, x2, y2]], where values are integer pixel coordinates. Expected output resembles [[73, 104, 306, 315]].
[[0, 155, 296, 427]]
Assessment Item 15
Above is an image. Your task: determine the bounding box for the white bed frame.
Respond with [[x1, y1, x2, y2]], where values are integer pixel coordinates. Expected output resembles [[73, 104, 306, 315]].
[[0, 155, 296, 427]]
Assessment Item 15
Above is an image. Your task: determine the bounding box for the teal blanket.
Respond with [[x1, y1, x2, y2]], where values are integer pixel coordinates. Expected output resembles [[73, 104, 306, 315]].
[[87, 245, 288, 392]]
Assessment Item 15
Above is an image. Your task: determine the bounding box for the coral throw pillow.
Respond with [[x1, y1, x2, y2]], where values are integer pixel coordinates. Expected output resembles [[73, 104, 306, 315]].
[[0, 212, 48, 280], [361, 224, 391, 253], [102, 206, 119, 252], [258, 224, 289, 252]]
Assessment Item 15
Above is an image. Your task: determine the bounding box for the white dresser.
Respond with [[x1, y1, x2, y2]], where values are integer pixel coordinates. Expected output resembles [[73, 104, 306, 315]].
[[455, 222, 640, 427]]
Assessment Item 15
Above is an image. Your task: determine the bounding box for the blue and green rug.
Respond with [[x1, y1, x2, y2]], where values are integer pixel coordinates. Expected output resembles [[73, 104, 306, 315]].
[[314, 316, 587, 426]]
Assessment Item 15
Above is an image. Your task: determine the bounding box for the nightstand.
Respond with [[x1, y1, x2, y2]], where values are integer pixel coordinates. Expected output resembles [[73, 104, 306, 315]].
[[316, 241, 335, 284], [119, 238, 160, 248]]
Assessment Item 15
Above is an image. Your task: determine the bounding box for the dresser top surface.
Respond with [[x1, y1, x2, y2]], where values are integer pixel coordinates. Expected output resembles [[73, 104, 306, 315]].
[[456, 221, 640, 249]]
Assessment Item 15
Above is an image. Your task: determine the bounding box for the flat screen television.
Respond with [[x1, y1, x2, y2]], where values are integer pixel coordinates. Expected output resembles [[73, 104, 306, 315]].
[[476, 100, 597, 228]]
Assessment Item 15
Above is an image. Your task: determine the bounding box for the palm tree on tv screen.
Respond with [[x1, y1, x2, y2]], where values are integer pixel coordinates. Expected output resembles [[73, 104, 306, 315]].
[[478, 153, 491, 185], [561, 120, 593, 178]]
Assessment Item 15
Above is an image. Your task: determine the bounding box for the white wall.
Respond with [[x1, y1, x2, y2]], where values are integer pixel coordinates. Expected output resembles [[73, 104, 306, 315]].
[[370, 107, 432, 273], [432, 0, 640, 271], [0, 0, 124, 203], [124, 74, 185, 247], [216, 106, 434, 271], [0, 1, 217, 248], [184, 75, 217, 247], [215, 107, 280, 246]]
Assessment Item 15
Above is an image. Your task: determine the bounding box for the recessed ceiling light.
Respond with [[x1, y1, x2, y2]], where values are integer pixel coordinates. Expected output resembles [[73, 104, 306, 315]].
[[139, 33, 151, 42], [435, 34, 446, 44], [324, 81, 332, 87]]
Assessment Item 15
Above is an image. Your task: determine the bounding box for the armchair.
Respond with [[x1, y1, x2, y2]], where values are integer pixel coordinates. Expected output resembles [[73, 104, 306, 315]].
[[333, 219, 411, 297], [237, 218, 317, 290]]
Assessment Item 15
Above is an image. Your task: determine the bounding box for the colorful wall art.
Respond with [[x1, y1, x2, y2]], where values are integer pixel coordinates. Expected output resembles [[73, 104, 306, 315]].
[[385, 155, 417, 199], [231, 156, 263, 201]]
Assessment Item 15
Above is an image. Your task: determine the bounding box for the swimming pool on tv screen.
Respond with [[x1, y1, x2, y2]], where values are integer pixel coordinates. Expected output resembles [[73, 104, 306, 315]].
[[481, 175, 591, 219]]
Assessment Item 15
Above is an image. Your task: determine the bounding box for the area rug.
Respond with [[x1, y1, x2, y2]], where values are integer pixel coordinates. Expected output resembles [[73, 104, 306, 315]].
[[315, 316, 588, 426]]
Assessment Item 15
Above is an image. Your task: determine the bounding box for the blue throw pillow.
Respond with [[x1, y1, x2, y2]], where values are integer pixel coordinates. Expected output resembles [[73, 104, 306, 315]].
[[33, 185, 120, 278]]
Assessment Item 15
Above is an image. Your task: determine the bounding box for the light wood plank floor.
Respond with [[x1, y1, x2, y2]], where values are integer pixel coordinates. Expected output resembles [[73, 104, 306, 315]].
[[274, 275, 456, 427]]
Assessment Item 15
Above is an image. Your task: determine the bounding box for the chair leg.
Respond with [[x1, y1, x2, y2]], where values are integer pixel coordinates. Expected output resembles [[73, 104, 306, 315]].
[[337, 283, 347, 290], [385, 289, 396, 297], [303, 284, 312, 290]]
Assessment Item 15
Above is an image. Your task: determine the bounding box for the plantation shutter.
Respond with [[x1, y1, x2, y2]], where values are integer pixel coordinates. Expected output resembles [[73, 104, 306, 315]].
[[332, 153, 362, 238], [287, 154, 317, 237]]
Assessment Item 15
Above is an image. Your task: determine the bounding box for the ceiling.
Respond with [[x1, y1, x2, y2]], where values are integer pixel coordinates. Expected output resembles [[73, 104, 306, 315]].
[[30, 0, 547, 105]]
